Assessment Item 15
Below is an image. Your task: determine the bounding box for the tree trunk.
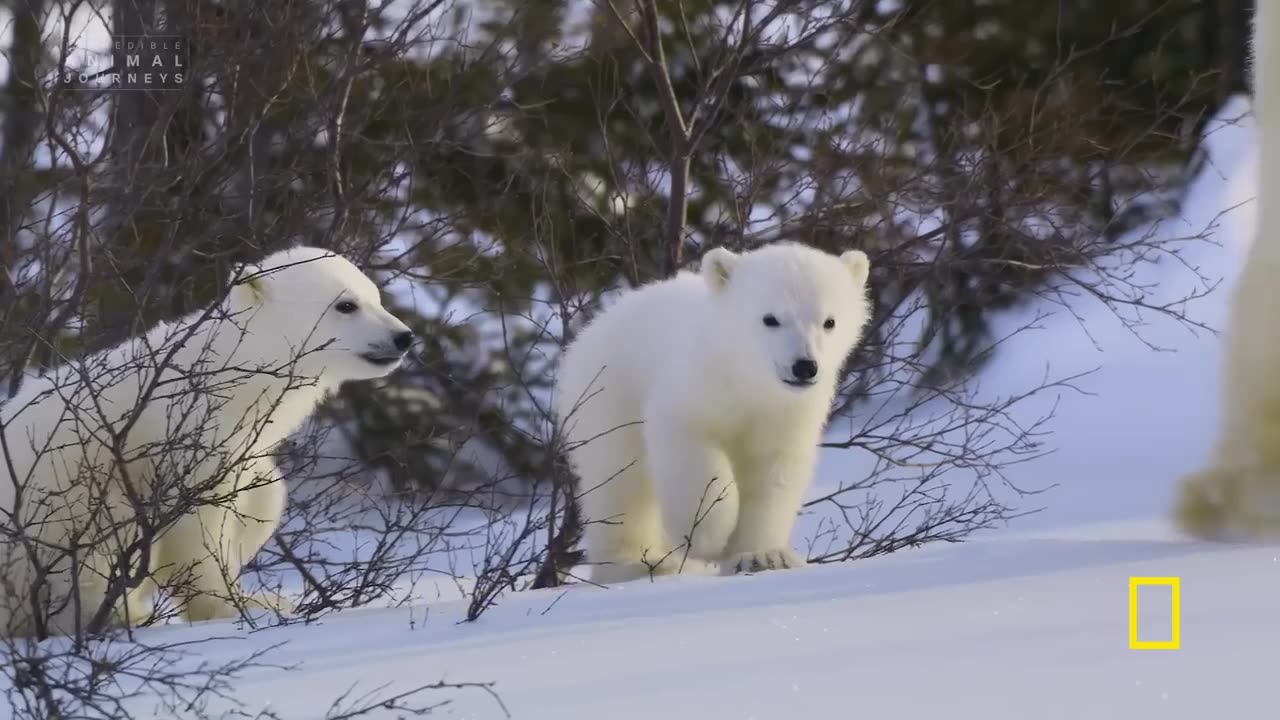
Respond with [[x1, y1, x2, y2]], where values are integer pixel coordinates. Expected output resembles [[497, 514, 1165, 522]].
[[0, 0, 45, 301], [1217, 0, 1252, 101]]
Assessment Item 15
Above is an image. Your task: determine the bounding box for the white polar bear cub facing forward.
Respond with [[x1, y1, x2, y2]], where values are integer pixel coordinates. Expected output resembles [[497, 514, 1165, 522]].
[[0, 246, 413, 637], [555, 242, 872, 584]]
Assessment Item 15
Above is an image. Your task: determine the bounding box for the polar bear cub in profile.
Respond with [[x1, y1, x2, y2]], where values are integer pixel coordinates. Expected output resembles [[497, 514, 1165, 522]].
[[0, 246, 413, 637], [555, 242, 872, 584]]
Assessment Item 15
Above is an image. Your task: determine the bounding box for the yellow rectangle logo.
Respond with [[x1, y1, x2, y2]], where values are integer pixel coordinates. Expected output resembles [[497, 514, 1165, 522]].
[[1128, 576, 1180, 650]]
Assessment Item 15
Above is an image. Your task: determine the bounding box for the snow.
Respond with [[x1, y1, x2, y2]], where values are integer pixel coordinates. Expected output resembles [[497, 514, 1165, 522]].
[[124, 524, 1280, 719], [3, 97, 1272, 720]]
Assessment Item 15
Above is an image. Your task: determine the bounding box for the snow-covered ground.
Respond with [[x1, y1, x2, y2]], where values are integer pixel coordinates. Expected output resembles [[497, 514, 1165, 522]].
[[127, 521, 1280, 719], [6, 98, 1271, 719]]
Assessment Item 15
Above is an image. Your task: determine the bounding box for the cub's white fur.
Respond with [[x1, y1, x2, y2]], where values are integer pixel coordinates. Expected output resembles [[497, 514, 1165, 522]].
[[1173, 5, 1280, 538], [0, 246, 412, 636], [555, 242, 872, 583]]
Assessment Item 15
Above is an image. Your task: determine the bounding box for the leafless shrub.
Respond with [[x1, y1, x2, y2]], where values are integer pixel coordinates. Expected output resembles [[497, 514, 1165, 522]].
[[3, 634, 286, 720]]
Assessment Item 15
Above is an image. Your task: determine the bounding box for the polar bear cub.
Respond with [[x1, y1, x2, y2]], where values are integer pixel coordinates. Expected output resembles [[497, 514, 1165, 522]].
[[0, 246, 413, 637], [554, 242, 872, 584]]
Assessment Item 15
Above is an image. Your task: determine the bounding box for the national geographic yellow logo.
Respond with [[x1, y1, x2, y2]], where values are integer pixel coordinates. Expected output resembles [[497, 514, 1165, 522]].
[[1128, 576, 1180, 650]]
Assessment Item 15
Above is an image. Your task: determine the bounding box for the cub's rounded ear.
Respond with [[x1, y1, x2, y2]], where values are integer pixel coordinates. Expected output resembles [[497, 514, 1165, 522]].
[[840, 249, 870, 287], [229, 262, 268, 306], [701, 247, 738, 291]]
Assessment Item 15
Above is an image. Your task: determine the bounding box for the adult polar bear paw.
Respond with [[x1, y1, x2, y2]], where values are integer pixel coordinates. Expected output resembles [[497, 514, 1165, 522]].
[[722, 548, 806, 576], [1173, 466, 1280, 541], [0, 246, 413, 638], [554, 241, 873, 585]]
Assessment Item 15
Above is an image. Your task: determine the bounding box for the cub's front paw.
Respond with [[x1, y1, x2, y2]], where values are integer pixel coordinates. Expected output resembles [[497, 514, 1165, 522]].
[[183, 594, 239, 623], [721, 548, 806, 575], [244, 588, 296, 616], [111, 591, 155, 628]]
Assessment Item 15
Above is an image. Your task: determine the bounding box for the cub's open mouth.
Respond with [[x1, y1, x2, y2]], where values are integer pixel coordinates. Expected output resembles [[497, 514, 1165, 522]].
[[360, 352, 403, 367]]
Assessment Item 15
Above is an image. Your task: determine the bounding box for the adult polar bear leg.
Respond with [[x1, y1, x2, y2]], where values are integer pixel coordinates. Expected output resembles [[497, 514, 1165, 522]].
[[1173, 0, 1280, 538], [643, 413, 739, 567], [721, 444, 817, 574]]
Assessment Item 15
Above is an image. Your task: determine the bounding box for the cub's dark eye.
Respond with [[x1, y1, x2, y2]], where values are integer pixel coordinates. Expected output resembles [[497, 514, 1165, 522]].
[[762, 314, 780, 328], [334, 300, 359, 314], [823, 317, 836, 330]]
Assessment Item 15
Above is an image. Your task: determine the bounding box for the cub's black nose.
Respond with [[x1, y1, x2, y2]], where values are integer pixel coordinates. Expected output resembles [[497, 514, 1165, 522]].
[[791, 358, 818, 380], [393, 330, 415, 351]]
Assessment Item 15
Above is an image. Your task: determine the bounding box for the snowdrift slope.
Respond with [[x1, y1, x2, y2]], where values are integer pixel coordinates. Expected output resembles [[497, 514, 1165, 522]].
[[124, 521, 1279, 719]]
